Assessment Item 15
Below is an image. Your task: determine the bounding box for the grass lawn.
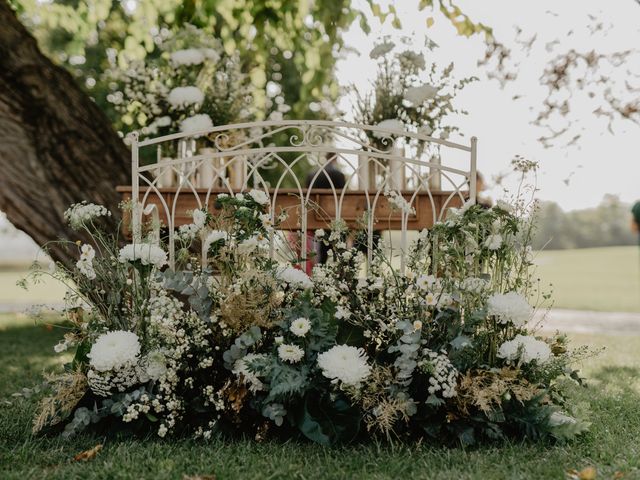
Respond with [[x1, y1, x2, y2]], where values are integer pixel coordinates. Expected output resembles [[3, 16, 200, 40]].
[[535, 246, 640, 312], [1, 315, 639, 479]]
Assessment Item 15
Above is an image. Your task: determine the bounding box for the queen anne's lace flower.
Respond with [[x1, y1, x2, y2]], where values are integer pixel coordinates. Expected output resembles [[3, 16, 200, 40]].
[[88, 330, 141, 372], [290, 317, 311, 337], [317, 345, 371, 386], [168, 86, 205, 108], [118, 243, 168, 269], [277, 265, 313, 290], [498, 334, 551, 364], [487, 291, 532, 327], [278, 343, 304, 363], [64, 202, 110, 229]]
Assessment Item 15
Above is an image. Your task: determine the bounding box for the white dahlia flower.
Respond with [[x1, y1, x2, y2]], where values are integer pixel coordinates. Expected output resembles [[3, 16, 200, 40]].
[[88, 330, 141, 372], [290, 317, 311, 337], [278, 343, 304, 363], [118, 243, 168, 269], [498, 334, 552, 364], [487, 291, 532, 327], [277, 265, 313, 290], [168, 86, 205, 108], [317, 345, 371, 386]]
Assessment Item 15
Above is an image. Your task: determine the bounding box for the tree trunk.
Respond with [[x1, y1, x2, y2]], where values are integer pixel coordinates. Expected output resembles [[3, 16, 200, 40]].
[[0, 0, 129, 267]]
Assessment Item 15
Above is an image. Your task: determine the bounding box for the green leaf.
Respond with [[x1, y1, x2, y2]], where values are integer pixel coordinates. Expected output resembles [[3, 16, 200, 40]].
[[293, 391, 361, 446]]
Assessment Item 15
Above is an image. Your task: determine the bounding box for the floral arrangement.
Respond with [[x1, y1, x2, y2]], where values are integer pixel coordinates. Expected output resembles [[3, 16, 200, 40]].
[[105, 24, 253, 138], [27, 189, 590, 446], [354, 37, 476, 149]]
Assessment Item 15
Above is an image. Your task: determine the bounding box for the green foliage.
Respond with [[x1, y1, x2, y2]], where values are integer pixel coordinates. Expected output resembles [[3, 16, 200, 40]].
[[533, 195, 637, 250]]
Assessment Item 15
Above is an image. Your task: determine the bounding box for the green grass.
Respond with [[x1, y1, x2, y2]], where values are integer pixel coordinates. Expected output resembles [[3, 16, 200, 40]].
[[1, 316, 639, 479], [535, 246, 640, 312]]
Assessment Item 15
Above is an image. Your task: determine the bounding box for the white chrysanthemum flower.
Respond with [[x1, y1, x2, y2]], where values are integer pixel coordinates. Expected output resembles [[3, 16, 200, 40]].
[[484, 233, 503, 250], [404, 84, 438, 105], [278, 343, 304, 363], [168, 86, 204, 108], [317, 345, 371, 386], [64, 202, 110, 229], [277, 265, 313, 289], [248, 189, 269, 205], [203, 230, 228, 253], [290, 317, 311, 337], [88, 330, 141, 372], [233, 353, 266, 392], [373, 119, 404, 138], [170, 48, 205, 66], [118, 243, 167, 268], [498, 334, 551, 364], [369, 41, 395, 59], [180, 114, 213, 134], [487, 291, 532, 327]]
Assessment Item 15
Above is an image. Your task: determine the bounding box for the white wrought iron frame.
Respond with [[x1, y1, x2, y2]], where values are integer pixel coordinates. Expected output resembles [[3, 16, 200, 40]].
[[126, 120, 477, 272]]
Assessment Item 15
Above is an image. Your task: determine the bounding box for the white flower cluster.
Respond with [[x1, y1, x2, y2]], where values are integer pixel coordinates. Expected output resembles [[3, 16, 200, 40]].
[[404, 84, 438, 105], [385, 190, 416, 215], [487, 291, 532, 327], [419, 349, 458, 399], [76, 244, 96, 280], [64, 202, 110, 229], [203, 230, 228, 253], [180, 114, 213, 134], [317, 345, 372, 387], [374, 119, 404, 139], [498, 335, 552, 364], [170, 48, 205, 67], [118, 243, 168, 269], [247, 189, 269, 205], [277, 265, 313, 290], [168, 86, 204, 108], [237, 234, 269, 254], [459, 277, 488, 295]]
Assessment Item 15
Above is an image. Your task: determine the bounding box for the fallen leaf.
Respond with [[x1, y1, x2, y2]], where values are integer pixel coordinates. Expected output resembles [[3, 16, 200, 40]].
[[72, 444, 103, 462], [578, 467, 597, 480]]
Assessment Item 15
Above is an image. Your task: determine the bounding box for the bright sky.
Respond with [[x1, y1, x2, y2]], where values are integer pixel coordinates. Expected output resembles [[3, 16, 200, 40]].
[[336, 0, 640, 211]]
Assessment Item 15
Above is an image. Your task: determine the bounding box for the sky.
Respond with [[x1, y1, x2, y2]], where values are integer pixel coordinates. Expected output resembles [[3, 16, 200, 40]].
[[336, 0, 640, 211]]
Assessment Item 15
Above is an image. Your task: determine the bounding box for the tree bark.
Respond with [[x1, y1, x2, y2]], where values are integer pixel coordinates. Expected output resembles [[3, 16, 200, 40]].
[[0, 0, 129, 267]]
